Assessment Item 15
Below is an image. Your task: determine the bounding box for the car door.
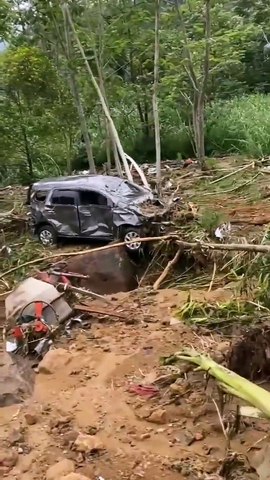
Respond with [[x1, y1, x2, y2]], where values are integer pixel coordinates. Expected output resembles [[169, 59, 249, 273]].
[[45, 189, 80, 236], [77, 190, 114, 238]]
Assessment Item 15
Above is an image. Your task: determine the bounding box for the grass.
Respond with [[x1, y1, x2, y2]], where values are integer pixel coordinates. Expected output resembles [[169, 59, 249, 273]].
[[207, 94, 270, 158], [175, 297, 269, 330], [199, 210, 227, 235]]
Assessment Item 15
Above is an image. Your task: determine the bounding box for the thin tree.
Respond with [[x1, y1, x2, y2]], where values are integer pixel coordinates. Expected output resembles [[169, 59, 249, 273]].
[[62, 5, 96, 173], [63, 3, 133, 181], [153, 0, 161, 181], [175, 0, 211, 170]]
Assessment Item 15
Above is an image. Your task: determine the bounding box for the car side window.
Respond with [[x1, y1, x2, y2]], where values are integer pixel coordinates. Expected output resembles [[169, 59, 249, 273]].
[[79, 190, 108, 206], [51, 190, 76, 206]]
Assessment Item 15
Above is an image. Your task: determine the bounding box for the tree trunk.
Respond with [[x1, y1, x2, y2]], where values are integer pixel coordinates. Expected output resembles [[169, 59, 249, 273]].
[[64, 131, 73, 174], [22, 125, 33, 176], [62, 5, 96, 173], [192, 94, 205, 168], [68, 72, 96, 173], [105, 122, 111, 172], [94, 49, 122, 176], [64, 4, 150, 189], [175, 0, 210, 172], [112, 141, 123, 176], [16, 94, 33, 176], [153, 0, 161, 181], [64, 4, 132, 181]]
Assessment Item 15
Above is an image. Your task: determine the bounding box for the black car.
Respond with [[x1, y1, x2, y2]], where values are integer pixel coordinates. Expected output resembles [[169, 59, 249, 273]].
[[27, 174, 163, 252]]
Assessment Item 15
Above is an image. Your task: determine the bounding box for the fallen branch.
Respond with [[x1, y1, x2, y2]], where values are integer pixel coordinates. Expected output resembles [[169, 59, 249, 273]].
[[0, 234, 172, 279], [74, 304, 125, 319], [175, 239, 270, 254], [58, 283, 111, 304], [3, 235, 270, 281], [0, 207, 15, 218], [208, 262, 216, 292], [153, 247, 182, 290], [209, 162, 254, 185], [201, 173, 260, 196]]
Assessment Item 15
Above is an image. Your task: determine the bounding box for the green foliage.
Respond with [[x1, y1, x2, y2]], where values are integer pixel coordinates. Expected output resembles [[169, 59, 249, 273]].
[[0, 0, 270, 184], [2, 46, 58, 100], [176, 297, 259, 329], [0, 0, 12, 40], [199, 209, 226, 235], [206, 94, 270, 157]]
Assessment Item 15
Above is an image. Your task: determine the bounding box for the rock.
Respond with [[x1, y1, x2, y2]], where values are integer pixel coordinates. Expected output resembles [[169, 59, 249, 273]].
[[7, 427, 24, 446], [60, 474, 90, 480], [139, 433, 151, 440], [205, 458, 220, 474], [46, 459, 75, 480], [49, 414, 73, 429], [0, 449, 18, 468], [147, 408, 167, 425], [169, 317, 180, 326], [20, 455, 33, 473], [66, 245, 137, 295], [184, 431, 195, 446], [0, 352, 35, 407], [62, 431, 79, 446], [194, 432, 204, 441], [38, 349, 71, 374], [74, 433, 104, 453], [169, 381, 190, 396], [135, 405, 151, 420], [217, 341, 230, 354], [24, 413, 38, 425], [249, 444, 270, 480]]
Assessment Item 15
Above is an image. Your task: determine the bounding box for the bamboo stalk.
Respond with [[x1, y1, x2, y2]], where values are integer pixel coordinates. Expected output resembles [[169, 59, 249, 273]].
[[153, 247, 182, 290], [209, 162, 255, 185]]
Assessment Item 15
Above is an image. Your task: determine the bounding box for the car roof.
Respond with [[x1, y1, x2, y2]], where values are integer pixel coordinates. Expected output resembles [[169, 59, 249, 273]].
[[32, 175, 125, 191]]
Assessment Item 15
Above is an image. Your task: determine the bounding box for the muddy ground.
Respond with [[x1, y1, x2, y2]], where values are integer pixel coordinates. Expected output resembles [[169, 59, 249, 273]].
[[0, 288, 268, 480], [1, 157, 270, 479]]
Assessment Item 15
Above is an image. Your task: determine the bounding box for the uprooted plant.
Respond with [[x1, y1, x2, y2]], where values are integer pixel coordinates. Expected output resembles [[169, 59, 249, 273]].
[[162, 349, 270, 420]]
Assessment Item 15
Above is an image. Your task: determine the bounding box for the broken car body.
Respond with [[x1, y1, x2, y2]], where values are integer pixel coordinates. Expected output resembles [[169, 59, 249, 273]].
[[28, 175, 164, 251]]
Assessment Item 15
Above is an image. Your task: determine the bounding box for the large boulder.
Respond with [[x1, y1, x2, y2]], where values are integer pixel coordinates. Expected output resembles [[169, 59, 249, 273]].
[[65, 245, 137, 295], [0, 352, 35, 407], [46, 459, 75, 480]]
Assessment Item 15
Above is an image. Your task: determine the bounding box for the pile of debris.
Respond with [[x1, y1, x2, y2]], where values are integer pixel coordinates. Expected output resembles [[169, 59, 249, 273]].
[[3, 244, 141, 363]]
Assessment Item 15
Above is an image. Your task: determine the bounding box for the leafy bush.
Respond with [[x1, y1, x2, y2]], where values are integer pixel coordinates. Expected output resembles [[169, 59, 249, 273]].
[[72, 130, 194, 170]]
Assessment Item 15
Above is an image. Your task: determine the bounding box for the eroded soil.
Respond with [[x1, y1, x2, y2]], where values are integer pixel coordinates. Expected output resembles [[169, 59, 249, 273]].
[[0, 289, 268, 480]]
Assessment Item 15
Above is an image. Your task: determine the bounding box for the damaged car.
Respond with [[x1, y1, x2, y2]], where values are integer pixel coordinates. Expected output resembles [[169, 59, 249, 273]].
[[27, 175, 165, 252]]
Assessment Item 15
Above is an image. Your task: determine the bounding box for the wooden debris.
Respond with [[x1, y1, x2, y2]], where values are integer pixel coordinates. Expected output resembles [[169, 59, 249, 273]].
[[74, 304, 125, 319], [153, 247, 182, 290]]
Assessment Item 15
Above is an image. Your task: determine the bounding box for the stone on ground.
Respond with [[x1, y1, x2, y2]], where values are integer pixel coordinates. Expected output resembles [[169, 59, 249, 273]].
[[46, 459, 75, 480], [38, 348, 71, 374]]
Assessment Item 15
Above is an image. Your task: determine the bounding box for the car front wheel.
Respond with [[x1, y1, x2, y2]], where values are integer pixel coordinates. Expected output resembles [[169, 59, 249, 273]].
[[123, 228, 142, 252], [38, 225, 57, 247]]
